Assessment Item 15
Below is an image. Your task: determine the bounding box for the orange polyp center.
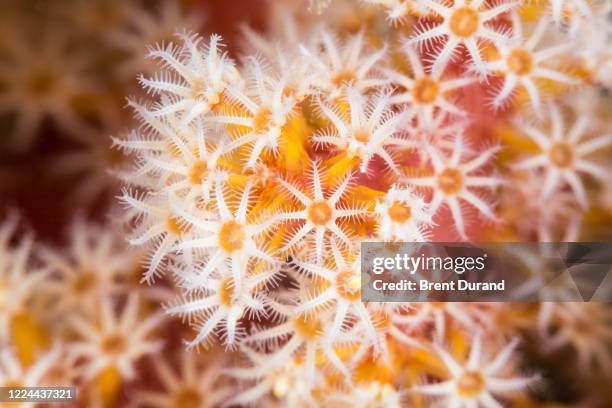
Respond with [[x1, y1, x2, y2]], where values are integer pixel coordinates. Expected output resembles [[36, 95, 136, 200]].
[[437, 168, 464, 195], [354, 131, 370, 143], [412, 78, 439, 104], [253, 108, 273, 133], [294, 315, 322, 340], [218, 278, 236, 307], [166, 216, 185, 235], [208, 92, 221, 106], [457, 371, 485, 397], [507, 49, 533, 75], [549, 143, 574, 168], [101, 334, 127, 355], [175, 388, 202, 408], [388, 201, 412, 223], [192, 80, 222, 107], [332, 71, 357, 87], [245, 165, 275, 187], [449, 7, 480, 38], [189, 160, 208, 184], [308, 201, 333, 226], [218, 220, 245, 253], [283, 85, 297, 98], [336, 272, 361, 301]]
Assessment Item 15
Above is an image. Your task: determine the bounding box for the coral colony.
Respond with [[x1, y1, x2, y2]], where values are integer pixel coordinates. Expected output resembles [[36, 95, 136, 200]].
[[0, 0, 611, 407]]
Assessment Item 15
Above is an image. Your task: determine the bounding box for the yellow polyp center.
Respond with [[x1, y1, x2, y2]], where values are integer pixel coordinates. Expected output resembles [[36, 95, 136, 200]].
[[354, 131, 370, 143], [218, 278, 236, 307], [549, 143, 574, 168], [457, 371, 485, 397], [101, 334, 127, 355], [283, 85, 297, 98], [27, 71, 55, 95], [507, 49, 533, 75], [208, 92, 221, 106], [246, 165, 276, 187], [307, 201, 333, 226], [437, 168, 464, 195], [388, 201, 412, 223], [189, 160, 208, 184], [412, 78, 439, 104], [166, 216, 185, 235], [294, 315, 322, 340], [273, 377, 290, 398], [218, 220, 245, 253], [449, 7, 480, 38], [332, 70, 357, 87], [336, 272, 362, 301], [253, 108, 273, 133], [73, 271, 96, 294], [174, 388, 202, 408]]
